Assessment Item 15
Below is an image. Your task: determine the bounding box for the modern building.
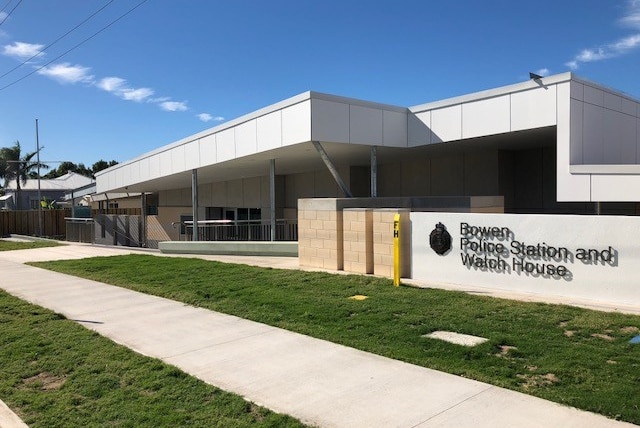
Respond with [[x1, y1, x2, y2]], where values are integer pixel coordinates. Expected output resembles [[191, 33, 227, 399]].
[[95, 72, 640, 249]]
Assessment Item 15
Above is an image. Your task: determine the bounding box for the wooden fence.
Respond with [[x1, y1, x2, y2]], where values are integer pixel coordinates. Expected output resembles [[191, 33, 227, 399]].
[[0, 208, 141, 239], [0, 209, 70, 238]]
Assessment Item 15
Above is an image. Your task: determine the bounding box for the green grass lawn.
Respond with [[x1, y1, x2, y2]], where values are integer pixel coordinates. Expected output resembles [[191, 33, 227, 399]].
[[31, 254, 640, 424], [0, 239, 62, 251], [0, 290, 306, 428]]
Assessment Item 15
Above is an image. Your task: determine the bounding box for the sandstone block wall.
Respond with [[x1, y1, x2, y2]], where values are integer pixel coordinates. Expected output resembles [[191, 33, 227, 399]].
[[343, 209, 373, 274]]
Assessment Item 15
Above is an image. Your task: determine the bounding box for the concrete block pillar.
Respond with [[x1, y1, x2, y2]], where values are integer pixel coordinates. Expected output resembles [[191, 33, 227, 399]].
[[343, 208, 373, 274]]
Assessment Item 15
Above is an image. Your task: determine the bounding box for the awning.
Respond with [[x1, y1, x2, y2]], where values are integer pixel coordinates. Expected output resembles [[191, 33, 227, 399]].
[[0, 194, 13, 201]]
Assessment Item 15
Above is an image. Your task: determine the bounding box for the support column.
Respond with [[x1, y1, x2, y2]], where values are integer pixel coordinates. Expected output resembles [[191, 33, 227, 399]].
[[191, 169, 199, 241], [141, 192, 147, 248], [370, 146, 378, 198], [312, 141, 352, 198], [270, 159, 276, 242]]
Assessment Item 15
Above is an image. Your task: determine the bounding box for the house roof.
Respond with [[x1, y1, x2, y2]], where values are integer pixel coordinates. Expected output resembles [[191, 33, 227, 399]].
[[3, 172, 94, 191]]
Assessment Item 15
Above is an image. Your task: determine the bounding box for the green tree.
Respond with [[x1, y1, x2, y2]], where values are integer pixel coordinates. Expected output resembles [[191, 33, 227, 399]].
[[91, 160, 118, 176], [44, 159, 117, 179], [0, 141, 48, 210]]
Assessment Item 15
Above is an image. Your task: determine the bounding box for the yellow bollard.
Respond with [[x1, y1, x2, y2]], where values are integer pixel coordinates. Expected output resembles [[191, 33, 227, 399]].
[[393, 213, 400, 286]]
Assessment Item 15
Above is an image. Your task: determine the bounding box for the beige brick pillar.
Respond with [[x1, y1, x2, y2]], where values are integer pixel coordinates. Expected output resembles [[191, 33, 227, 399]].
[[298, 199, 343, 270], [343, 208, 373, 274]]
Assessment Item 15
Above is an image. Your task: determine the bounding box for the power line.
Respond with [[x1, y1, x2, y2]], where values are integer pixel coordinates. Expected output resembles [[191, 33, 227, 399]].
[[0, 0, 116, 81], [0, 0, 22, 27], [0, 0, 149, 92]]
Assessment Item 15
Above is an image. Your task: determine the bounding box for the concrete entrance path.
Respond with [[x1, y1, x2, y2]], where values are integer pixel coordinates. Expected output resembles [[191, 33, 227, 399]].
[[0, 244, 636, 427]]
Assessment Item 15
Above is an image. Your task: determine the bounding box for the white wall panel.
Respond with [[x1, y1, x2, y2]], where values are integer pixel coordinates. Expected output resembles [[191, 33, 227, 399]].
[[638, 118, 640, 163], [569, 99, 583, 164], [603, 92, 623, 113], [570, 81, 583, 101], [184, 140, 200, 170], [350, 105, 383, 145], [114, 167, 124, 189], [591, 174, 640, 201], [235, 120, 257, 158], [621, 97, 638, 116], [199, 135, 216, 166], [149, 156, 161, 179], [171, 145, 186, 174], [408, 112, 431, 147], [462, 96, 510, 139], [383, 110, 407, 147], [602, 109, 637, 164], [511, 86, 557, 131], [583, 85, 604, 106], [216, 128, 236, 162], [139, 157, 151, 182], [129, 161, 140, 184], [282, 100, 311, 146], [159, 150, 172, 174], [582, 103, 604, 164], [107, 170, 115, 191], [311, 99, 349, 143], [431, 105, 462, 143], [556, 82, 591, 201], [257, 111, 282, 152]]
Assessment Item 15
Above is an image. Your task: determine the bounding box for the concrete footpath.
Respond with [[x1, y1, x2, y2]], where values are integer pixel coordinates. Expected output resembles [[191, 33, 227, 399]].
[[0, 244, 637, 427]]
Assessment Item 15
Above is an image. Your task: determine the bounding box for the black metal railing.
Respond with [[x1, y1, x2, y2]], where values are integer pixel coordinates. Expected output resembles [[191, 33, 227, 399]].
[[174, 219, 298, 242]]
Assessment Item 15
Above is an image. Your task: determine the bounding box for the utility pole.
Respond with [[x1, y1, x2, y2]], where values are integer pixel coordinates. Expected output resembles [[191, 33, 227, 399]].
[[36, 119, 42, 237]]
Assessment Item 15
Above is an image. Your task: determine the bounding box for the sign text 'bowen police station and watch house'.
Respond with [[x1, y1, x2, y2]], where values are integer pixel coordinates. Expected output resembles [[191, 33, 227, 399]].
[[411, 213, 640, 306]]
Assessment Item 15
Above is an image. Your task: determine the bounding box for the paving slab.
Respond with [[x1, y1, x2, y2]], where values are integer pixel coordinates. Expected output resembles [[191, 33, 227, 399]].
[[0, 244, 638, 427]]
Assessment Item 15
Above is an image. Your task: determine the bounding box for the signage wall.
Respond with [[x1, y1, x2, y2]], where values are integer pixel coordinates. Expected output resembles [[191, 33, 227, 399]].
[[411, 212, 640, 306]]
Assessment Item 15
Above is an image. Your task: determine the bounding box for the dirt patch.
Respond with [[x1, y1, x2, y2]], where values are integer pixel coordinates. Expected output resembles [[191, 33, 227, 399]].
[[591, 333, 615, 342], [494, 345, 517, 358], [517, 373, 559, 389], [22, 372, 66, 391], [620, 326, 640, 334], [607, 360, 617, 365], [564, 330, 575, 337]]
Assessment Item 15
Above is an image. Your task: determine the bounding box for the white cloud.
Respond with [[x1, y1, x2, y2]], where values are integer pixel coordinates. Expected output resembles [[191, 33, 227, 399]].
[[0, 12, 7, 21], [121, 87, 154, 102], [37, 63, 94, 84], [97, 76, 126, 92], [97, 76, 154, 102], [567, 1, 640, 69], [620, 0, 640, 28], [160, 100, 188, 112], [566, 34, 640, 69], [2, 41, 45, 60], [535, 68, 550, 77], [197, 113, 224, 122]]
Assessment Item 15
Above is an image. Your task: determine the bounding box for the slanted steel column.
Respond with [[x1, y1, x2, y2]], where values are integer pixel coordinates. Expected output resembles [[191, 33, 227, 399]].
[[312, 141, 352, 198], [191, 169, 199, 241], [270, 159, 276, 242], [370, 146, 378, 198]]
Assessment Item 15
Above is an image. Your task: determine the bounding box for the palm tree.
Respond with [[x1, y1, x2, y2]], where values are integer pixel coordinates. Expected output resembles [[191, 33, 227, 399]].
[[0, 141, 48, 210]]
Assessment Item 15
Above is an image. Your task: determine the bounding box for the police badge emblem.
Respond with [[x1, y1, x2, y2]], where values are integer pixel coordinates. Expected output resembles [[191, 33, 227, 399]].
[[429, 222, 451, 255]]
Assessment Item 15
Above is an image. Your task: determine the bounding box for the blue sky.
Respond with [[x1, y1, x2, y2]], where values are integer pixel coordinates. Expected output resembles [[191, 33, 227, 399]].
[[0, 0, 639, 169]]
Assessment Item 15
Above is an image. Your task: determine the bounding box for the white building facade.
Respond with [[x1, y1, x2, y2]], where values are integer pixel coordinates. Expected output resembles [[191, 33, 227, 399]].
[[95, 72, 640, 249]]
